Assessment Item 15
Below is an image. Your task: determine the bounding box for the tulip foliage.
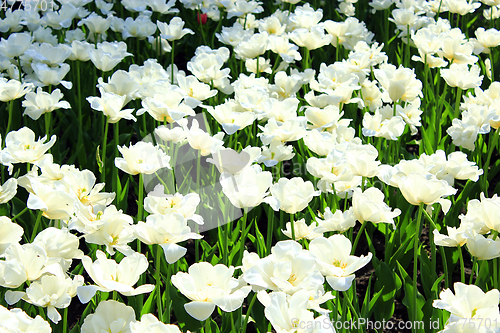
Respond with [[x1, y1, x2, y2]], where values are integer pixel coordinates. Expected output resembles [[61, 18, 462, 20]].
[[1, 0, 500, 333]]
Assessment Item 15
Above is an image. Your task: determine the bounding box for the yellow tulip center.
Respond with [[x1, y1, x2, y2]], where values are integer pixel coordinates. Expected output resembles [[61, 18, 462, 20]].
[[110, 235, 119, 246], [333, 259, 347, 270]]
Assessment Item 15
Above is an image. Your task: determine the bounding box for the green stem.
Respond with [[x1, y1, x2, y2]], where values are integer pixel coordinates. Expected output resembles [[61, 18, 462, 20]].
[[303, 47, 310, 70], [44, 112, 51, 140], [12, 207, 28, 221], [17, 57, 22, 82], [62, 307, 68, 333], [195, 150, 201, 262], [494, 257, 499, 290], [413, 203, 424, 324], [238, 209, 248, 264], [266, 206, 274, 255], [156, 34, 160, 61], [458, 245, 465, 283], [241, 292, 257, 333], [211, 12, 224, 48], [171, 40, 175, 85], [490, 48, 495, 82], [437, 0, 443, 15], [30, 211, 43, 243], [6, 100, 13, 137], [343, 290, 360, 323], [225, 219, 230, 266], [454, 87, 462, 119], [198, 7, 207, 45], [405, 24, 410, 67], [492, 231, 498, 289], [336, 37, 340, 61], [440, 247, 449, 289], [156, 244, 163, 322], [421, 205, 451, 288], [113, 123, 119, 199], [138, 173, 144, 222], [101, 117, 109, 183], [290, 213, 295, 241], [351, 221, 367, 255], [256, 56, 260, 78], [482, 129, 499, 192], [469, 256, 478, 284], [165, 263, 171, 323], [76, 60, 84, 149], [383, 9, 389, 48]]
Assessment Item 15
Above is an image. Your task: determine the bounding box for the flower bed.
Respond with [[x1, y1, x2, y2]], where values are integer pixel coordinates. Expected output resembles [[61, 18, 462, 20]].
[[0, 0, 500, 332]]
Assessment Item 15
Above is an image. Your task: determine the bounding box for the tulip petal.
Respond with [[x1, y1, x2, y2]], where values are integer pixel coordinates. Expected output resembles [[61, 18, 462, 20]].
[[326, 274, 355, 291], [161, 243, 187, 264], [184, 301, 216, 321], [47, 306, 62, 324], [76, 285, 102, 304], [5, 290, 25, 305]]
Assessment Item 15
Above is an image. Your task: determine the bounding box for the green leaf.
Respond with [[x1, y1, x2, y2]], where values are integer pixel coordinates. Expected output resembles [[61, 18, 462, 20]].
[[373, 262, 398, 321], [419, 246, 437, 299], [140, 289, 156, 317], [0, 203, 10, 217], [78, 302, 95, 327], [248, 292, 269, 333], [421, 128, 435, 155], [117, 177, 130, 208], [169, 287, 203, 332], [396, 262, 425, 323], [69, 323, 80, 333], [363, 230, 379, 271], [422, 298, 438, 331], [199, 239, 219, 264], [476, 260, 490, 289], [96, 145, 103, 174], [389, 235, 413, 269], [431, 274, 446, 295], [247, 233, 256, 243], [254, 220, 266, 258], [361, 273, 374, 319], [210, 317, 221, 333], [229, 239, 241, 265]]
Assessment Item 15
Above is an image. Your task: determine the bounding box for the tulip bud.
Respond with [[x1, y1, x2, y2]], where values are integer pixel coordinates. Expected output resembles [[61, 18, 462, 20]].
[[197, 12, 208, 25]]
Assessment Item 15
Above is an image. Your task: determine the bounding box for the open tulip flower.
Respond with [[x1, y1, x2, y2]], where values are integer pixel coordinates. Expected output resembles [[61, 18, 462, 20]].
[[309, 234, 372, 291], [171, 262, 251, 321], [77, 250, 155, 303], [133, 212, 202, 264], [0, 216, 23, 255], [81, 300, 136, 333], [0, 127, 56, 174], [5, 274, 84, 324], [115, 141, 171, 175], [394, 172, 458, 214], [352, 187, 401, 227], [0, 304, 51, 332], [269, 177, 320, 214], [4, 0, 500, 331], [433, 282, 500, 330]]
